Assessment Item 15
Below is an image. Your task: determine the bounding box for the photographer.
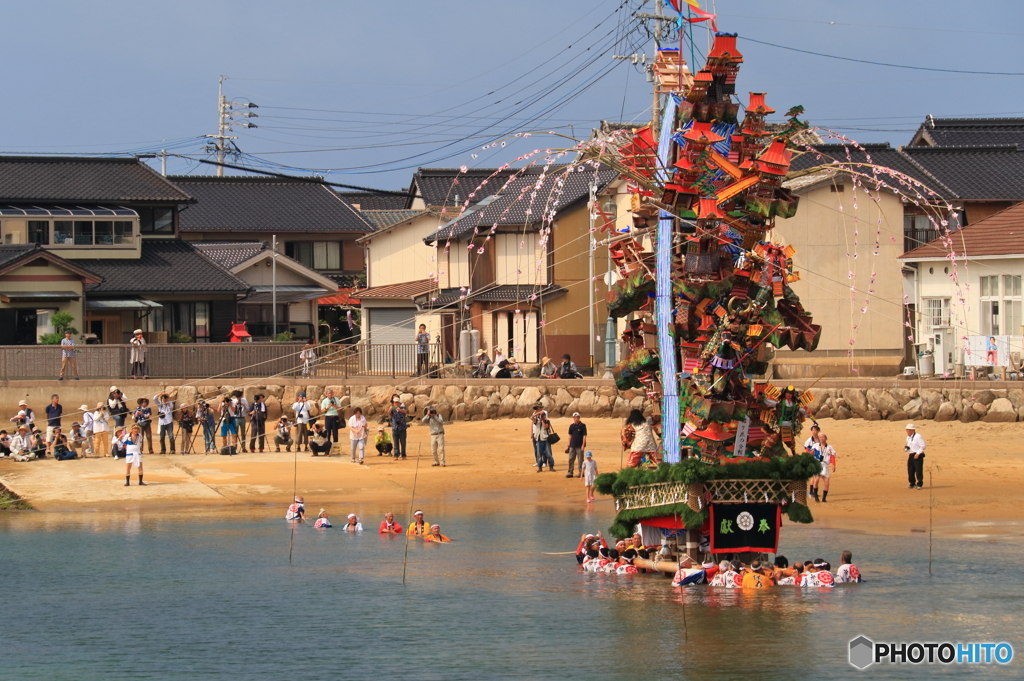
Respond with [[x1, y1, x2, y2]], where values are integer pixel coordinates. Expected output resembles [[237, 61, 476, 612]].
[[904, 423, 926, 489], [421, 406, 446, 467]]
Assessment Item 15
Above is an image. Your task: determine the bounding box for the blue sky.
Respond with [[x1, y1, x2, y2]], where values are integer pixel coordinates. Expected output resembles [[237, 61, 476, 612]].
[[3, 0, 1023, 189]]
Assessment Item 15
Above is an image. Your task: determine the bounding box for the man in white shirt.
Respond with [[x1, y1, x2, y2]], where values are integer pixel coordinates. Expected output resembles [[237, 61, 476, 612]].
[[291, 392, 312, 452], [92, 402, 111, 457], [156, 393, 175, 454], [835, 550, 862, 583], [905, 423, 926, 489]]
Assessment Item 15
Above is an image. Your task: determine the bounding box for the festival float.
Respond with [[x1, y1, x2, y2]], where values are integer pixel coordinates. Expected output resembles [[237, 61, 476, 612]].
[[587, 24, 824, 565]]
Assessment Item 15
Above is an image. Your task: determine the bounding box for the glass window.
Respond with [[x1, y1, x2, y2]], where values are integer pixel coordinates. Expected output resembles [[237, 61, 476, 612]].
[[28, 221, 49, 245], [94, 221, 113, 245], [982, 300, 1000, 335], [925, 298, 948, 328], [114, 221, 133, 244], [73, 221, 93, 245], [139, 207, 174, 233], [194, 302, 210, 341], [54, 221, 73, 245]]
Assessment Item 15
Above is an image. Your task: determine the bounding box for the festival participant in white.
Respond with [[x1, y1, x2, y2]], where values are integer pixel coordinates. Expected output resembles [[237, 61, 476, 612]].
[[286, 496, 305, 520], [816, 433, 837, 503], [905, 423, 926, 489], [835, 550, 862, 583], [123, 425, 145, 486]]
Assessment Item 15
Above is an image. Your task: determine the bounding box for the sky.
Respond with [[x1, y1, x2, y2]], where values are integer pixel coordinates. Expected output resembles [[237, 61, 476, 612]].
[[3, 0, 1024, 191]]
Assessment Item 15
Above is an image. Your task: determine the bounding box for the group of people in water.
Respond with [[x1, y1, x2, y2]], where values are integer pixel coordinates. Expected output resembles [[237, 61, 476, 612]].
[[575, 531, 861, 587], [285, 498, 451, 542]]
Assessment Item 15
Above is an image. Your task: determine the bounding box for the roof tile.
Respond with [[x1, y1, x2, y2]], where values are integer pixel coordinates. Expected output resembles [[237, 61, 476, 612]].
[[80, 239, 250, 294], [900, 201, 1024, 260], [0, 156, 192, 203]]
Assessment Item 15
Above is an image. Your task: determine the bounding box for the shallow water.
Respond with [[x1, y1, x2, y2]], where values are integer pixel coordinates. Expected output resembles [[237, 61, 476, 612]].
[[1, 506, 1021, 680]]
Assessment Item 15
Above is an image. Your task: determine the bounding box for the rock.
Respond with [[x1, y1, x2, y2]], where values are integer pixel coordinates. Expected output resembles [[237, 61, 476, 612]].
[[889, 388, 913, 406], [629, 396, 645, 412], [959, 406, 979, 423], [305, 385, 323, 404], [578, 390, 597, 417], [596, 395, 612, 417], [598, 385, 618, 398], [934, 402, 956, 422], [498, 394, 516, 417], [808, 389, 831, 415], [400, 393, 415, 409], [866, 389, 902, 418], [1009, 390, 1024, 410], [972, 390, 996, 406], [498, 386, 510, 398], [863, 409, 882, 421], [984, 398, 1017, 422], [887, 410, 908, 422], [971, 401, 988, 417], [469, 397, 488, 417], [414, 394, 429, 414], [833, 406, 852, 420], [903, 397, 923, 419], [840, 389, 869, 417], [177, 385, 198, 409], [919, 390, 942, 419], [567, 387, 585, 398], [452, 403, 467, 421], [524, 364, 541, 378], [410, 385, 431, 396], [612, 397, 630, 418], [266, 396, 282, 421], [510, 387, 524, 398], [444, 385, 463, 406], [519, 386, 542, 407], [566, 398, 581, 416], [265, 384, 284, 399], [815, 405, 833, 419], [487, 392, 502, 409]]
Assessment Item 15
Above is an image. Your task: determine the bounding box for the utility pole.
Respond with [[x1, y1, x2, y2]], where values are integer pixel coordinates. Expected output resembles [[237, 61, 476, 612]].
[[272, 234, 278, 338], [588, 185, 597, 371], [204, 76, 259, 176], [635, 0, 674, 136], [160, 149, 167, 176]]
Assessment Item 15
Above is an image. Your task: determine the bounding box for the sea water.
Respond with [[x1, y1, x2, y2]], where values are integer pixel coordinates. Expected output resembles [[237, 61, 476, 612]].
[[1, 506, 1021, 680]]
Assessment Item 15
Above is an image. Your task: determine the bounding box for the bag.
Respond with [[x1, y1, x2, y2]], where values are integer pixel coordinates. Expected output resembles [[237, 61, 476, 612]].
[[220, 445, 237, 456], [489, 363, 501, 377], [547, 429, 561, 446]]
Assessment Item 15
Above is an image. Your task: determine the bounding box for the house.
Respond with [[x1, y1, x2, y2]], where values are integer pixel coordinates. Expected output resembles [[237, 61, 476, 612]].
[[900, 201, 1024, 375], [193, 242, 338, 341], [172, 176, 373, 289], [336, 190, 408, 211], [0, 155, 222, 343], [909, 116, 1024, 148]]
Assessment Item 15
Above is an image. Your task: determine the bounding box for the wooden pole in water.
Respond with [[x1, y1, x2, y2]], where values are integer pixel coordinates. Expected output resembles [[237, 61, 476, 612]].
[[289, 442, 299, 564], [928, 466, 933, 575], [401, 444, 422, 584]]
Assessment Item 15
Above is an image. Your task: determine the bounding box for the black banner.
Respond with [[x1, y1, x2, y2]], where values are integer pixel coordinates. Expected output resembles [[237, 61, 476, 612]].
[[709, 503, 781, 554]]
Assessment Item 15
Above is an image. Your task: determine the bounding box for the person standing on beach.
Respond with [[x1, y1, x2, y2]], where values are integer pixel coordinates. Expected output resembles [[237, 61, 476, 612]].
[[107, 388, 128, 429], [129, 329, 147, 379], [389, 397, 408, 460], [291, 392, 312, 452], [248, 394, 268, 452], [196, 400, 216, 454], [566, 412, 588, 478], [156, 393, 175, 455], [347, 406, 367, 464], [123, 424, 145, 486], [321, 389, 341, 449], [58, 330, 80, 380], [219, 397, 238, 451], [92, 402, 110, 457], [422, 406, 446, 467], [905, 423, 926, 490], [582, 451, 598, 503], [133, 398, 154, 454], [530, 403, 554, 472], [804, 422, 822, 501], [44, 394, 62, 455], [415, 323, 430, 376], [231, 391, 249, 453], [815, 433, 836, 502]]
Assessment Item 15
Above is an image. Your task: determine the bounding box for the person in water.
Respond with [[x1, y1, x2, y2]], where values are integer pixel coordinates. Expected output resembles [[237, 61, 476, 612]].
[[314, 509, 332, 528], [423, 524, 451, 542], [286, 496, 306, 520], [344, 514, 363, 532], [407, 509, 428, 536], [378, 511, 403, 534]]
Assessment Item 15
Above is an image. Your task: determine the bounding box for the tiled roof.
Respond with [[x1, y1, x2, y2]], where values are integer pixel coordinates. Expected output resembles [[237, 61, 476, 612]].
[[412, 167, 514, 208], [900, 201, 1024, 260], [909, 117, 1024, 148], [192, 242, 268, 269], [326, 273, 365, 289], [357, 278, 436, 300], [0, 243, 103, 282], [0, 156, 192, 203], [900, 145, 1024, 200], [80, 239, 250, 294], [336, 191, 408, 211], [424, 165, 619, 242], [422, 284, 566, 307], [361, 209, 427, 230], [170, 176, 373, 233], [788, 143, 948, 197]]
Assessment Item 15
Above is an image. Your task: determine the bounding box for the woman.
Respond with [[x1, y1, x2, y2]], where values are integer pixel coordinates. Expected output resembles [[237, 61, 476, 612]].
[[582, 450, 598, 503], [423, 524, 451, 542], [111, 427, 127, 459], [507, 357, 524, 378], [314, 509, 332, 528], [539, 356, 558, 379], [378, 511, 403, 534], [107, 387, 128, 429], [129, 329, 147, 379], [347, 407, 367, 464], [406, 510, 428, 536], [344, 513, 363, 532], [815, 433, 837, 503], [123, 425, 145, 486], [624, 409, 659, 467]]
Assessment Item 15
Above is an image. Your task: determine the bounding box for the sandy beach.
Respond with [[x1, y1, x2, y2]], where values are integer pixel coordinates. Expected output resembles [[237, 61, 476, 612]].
[[2, 417, 1022, 536]]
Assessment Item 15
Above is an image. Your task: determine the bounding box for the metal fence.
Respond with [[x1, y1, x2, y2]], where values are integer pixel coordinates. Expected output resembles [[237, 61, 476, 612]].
[[0, 342, 444, 381]]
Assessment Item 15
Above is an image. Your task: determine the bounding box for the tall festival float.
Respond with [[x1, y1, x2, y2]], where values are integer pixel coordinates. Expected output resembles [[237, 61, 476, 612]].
[[590, 34, 822, 566]]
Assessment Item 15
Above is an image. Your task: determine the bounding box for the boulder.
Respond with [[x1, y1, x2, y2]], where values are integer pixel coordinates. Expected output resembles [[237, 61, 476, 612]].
[[578, 390, 598, 417], [902, 397, 923, 419], [498, 394, 516, 417], [840, 388, 869, 417], [567, 387, 585, 398], [177, 385, 198, 409], [596, 394, 612, 417], [887, 410, 909, 422], [919, 390, 942, 419], [808, 389, 831, 415], [305, 385, 323, 404], [863, 409, 882, 421], [866, 389, 902, 418], [598, 385, 619, 398], [468, 396, 488, 418], [889, 388, 913, 406], [444, 385, 464, 406], [815, 405, 833, 419], [510, 387, 524, 398], [566, 398, 581, 417], [498, 386, 510, 398], [933, 402, 956, 422], [959, 405, 979, 423], [265, 396, 282, 421], [452, 403, 467, 421], [400, 393, 415, 409], [554, 388, 573, 410], [971, 401, 989, 417], [414, 394, 429, 414], [629, 396, 645, 412], [611, 397, 630, 418], [833, 406, 852, 420], [972, 390, 996, 406], [524, 364, 541, 378], [410, 385, 431, 396], [264, 384, 284, 399], [984, 398, 1017, 422], [1009, 390, 1024, 410], [518, 386, 542, 408]]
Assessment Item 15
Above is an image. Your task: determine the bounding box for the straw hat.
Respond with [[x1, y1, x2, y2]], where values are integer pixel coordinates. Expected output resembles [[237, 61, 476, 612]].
[[541, 356, 551, 365]]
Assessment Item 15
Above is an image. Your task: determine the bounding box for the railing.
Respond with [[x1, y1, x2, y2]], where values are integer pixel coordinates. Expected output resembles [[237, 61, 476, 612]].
[[0, 342, 444, 381]]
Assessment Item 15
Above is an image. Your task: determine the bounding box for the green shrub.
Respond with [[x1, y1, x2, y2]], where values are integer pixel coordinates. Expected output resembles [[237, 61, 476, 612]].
[[273, 330, 295, 342], [169, 331, 193, 344]]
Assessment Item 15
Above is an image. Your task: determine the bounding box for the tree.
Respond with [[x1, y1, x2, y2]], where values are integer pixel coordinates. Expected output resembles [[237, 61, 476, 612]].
[[39, 312, 79, 345]]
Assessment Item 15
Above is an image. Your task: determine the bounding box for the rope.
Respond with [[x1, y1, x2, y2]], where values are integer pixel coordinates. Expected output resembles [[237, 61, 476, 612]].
[[401, 443, 423, 585]]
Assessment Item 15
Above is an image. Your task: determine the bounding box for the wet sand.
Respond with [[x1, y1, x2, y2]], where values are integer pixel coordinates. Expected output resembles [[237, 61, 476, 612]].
[[1, 418, 1022, 537]]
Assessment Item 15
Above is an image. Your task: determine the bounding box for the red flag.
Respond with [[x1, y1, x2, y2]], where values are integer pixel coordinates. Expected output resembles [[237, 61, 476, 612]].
[[668, 1, 718, 33]]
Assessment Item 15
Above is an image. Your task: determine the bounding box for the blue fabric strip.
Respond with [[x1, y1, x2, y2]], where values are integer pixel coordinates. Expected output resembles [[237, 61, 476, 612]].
[[656, 97, 681, 464]]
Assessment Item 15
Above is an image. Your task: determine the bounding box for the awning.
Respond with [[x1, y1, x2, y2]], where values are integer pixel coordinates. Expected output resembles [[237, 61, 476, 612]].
[[319, 292, 361, 306], [0, 205, 138, 217], [0, 290, 81, 303], [242, 285, 331, 304], [86, 299, 164, 311]]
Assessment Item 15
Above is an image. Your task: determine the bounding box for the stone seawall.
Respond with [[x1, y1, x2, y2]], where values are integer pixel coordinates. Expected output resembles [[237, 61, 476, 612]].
[[5, 380, 1023, 424]]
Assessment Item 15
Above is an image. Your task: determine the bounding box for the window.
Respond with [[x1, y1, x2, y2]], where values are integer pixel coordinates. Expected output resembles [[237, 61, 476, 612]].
[[286, 241, 341, 270], [54, 221, 73, 244], [2, 219, 135, 248], [28, 221, 49, 245], [194, 302, 210, 341], [74, 221, 93, 245], [138, 207, 174, 234], [904, 210, 962, 253], [979, 275, 1022, 335], [924, 298, 949, 328], [1003, 275, 1023, 336]]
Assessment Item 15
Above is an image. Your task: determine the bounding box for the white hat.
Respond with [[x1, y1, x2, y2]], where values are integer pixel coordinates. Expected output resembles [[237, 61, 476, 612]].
[[413, 510, 424, 516], [80, 404, 89, 411], [702, 561, 716, 569], [17, 410, 25, 416], [18, 400, 26, 406], [572, 412, 581, 417], [133, 329, 143, 335], [110, 386, 119, 392], [347, 513, 357, 519], [906, 423, 916, 430]]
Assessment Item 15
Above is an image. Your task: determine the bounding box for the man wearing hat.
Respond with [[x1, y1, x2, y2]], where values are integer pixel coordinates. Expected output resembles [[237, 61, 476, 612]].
[[422, 405, 446, 467], [11, 425, 34, 461], [905, 423, 926, 489], [129, 329, 147, 379], [80, 404, 96, 456], [58, 329, 80, 380], [107, 387, 128, 429], [291, 391, 312, 452], [473, 348, 491, 378], [671, 555, 709, 586], [12, 399, 35, 431], [539, 356, 558, 379], [44, 394, 62, 455], [68, 421, 90, 458], [91, 401, 111, 457]]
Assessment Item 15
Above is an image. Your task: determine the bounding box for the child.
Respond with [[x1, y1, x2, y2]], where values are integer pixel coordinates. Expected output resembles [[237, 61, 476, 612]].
[[374, 426, 392, 456], [274, 417, 293, 452], [111, 427, 127, 459], [300, 343, 316, 377], [582, 450, 598, 503]]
